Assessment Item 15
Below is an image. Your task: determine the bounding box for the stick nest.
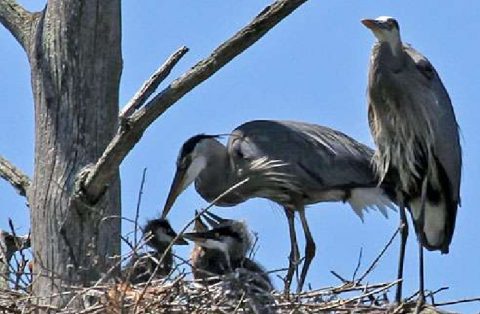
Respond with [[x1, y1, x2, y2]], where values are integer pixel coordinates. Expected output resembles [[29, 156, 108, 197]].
[[0, 271, 453, 314]]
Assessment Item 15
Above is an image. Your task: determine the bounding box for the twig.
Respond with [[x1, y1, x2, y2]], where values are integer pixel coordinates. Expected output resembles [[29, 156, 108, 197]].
[[314, 280, 400, 311], [352, 247, 363, 282], [80, 0, 308, 203], [426, 286, 449, 305], [0, 155, 31, 197], [120, 47, 189, 119], [7, 219, 30, 290], [134, 168, 147, 247], [298, 281, 394, 298], [357, 227, 399, 283], [434, 296, 480, 307], [330, 271, 349, 284], [232, 291, 247, 314], [121, 235, 135, 252]]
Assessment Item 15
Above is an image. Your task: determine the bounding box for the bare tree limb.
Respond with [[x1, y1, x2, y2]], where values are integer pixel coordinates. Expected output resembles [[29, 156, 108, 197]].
[[0, 155, 31, 197], [0, 0, 38, 50], [81, 0, 308, 201], [119, 46, 189, 120]]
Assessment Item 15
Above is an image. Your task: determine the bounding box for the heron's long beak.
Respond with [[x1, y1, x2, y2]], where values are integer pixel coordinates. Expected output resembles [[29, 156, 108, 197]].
[[162, 156, 207, 218], [162, 168, 189, 219], [361, 19, 381, 30]]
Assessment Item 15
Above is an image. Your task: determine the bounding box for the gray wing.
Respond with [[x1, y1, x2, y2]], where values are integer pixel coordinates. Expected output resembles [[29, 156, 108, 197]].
[[227, 120, 377, 194], [405, 46, 462, 204]]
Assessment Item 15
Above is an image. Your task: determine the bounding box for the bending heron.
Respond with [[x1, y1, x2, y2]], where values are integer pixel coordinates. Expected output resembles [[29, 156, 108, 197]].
[[362, 16, 462, 306], [162, 119, 396, 292]]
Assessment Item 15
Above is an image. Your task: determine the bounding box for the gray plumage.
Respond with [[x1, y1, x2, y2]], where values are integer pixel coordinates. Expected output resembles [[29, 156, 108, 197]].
[[364, 16, 461, 252], [362, 16, 462, 305], [162, 119, 396, 292]]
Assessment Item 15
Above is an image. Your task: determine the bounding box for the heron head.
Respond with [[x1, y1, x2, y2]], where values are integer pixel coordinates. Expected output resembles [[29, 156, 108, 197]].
[[183, 219, 251, 259], [362, 16, 401, 49], [143, 218, 188, 250], [162, 134, 219, 218]]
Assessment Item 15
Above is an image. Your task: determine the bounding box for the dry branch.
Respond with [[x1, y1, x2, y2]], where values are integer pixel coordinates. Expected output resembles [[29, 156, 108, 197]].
[[119, 47, 189, 120], [0, 155, 31, 198], [80, 0, 308, 202], [0, 0, 38, 50]]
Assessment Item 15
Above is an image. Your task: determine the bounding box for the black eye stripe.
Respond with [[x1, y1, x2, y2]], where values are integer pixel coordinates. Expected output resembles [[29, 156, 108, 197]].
[[178, 134, 218, 161]]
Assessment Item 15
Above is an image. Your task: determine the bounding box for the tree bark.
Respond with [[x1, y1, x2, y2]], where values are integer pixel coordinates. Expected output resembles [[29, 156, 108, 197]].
[[26, 1, 122, 308]]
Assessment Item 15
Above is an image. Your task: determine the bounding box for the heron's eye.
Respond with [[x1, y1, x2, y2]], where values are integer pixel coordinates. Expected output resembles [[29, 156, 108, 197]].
[[386, 19, 398, 30], [180, 156, 191, 169]]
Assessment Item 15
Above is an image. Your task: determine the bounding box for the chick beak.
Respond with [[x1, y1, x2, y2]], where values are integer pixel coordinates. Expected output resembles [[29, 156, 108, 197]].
[[173, 236, 189, 245], [182, 231, 209, 244]]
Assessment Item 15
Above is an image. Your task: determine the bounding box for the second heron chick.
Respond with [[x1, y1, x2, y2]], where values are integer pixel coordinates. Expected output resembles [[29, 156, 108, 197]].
[[125, 218, 188, 284], [185, 211, 273, 292]]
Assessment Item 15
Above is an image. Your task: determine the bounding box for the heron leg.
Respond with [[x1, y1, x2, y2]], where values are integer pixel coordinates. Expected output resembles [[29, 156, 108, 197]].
[[415, 242, 425, 313], [415, 178, 428, 312], [395, 195, 409, 304], [297, 206, 316, 293], [283, 207, 299, 293]]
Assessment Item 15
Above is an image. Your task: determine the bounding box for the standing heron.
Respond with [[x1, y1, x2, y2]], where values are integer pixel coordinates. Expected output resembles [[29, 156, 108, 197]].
[[161, 119, 396, 292], [362, 16, 462, 307]]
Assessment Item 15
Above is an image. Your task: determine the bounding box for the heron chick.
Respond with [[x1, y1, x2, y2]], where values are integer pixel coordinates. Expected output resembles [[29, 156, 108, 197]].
[[124, 218, 188, 284], [162, 120, 396, 292], [184, 211, 273, 292], [362, 16, 462, 307]]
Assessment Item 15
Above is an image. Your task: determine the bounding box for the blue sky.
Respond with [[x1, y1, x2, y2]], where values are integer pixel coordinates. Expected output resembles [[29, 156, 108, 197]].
[[1, 1, 479, 312]]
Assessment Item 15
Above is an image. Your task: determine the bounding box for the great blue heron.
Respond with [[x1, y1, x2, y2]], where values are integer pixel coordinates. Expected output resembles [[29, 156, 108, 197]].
[[185, 211, 273, 292], [161, 119, 396, 292], [124, 218, 187, 284], [362, 16, 462, 307]]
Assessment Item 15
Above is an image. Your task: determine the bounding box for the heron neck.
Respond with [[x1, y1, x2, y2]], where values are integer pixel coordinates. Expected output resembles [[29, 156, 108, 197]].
[[194, 142, 245, 205], [374, 41, 405, 71]]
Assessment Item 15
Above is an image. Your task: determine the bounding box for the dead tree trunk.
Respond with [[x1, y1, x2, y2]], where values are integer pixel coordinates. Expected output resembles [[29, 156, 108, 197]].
[[1, 0, 123, 308]]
